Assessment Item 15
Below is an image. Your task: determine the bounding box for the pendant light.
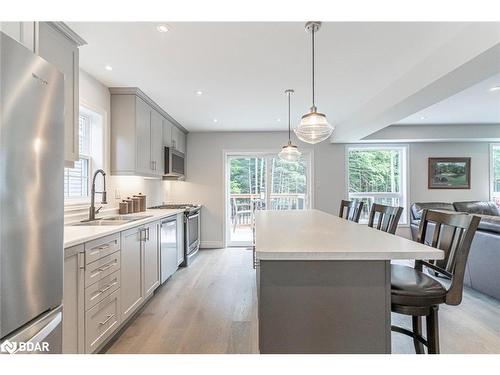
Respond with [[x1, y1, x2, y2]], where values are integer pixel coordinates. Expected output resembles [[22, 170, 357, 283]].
[[294, 21, 334, 144], [279, 89, 302, 163]]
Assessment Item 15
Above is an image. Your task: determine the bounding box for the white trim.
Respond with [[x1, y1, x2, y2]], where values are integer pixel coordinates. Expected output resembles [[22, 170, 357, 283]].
[[222, 148, 314, 247], [489, 143, 500, 204], [345, 143, 410, 226], [200, 241, 224, 249]]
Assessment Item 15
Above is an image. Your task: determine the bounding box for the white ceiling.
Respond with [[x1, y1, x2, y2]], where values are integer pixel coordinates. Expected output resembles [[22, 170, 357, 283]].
[[397, 72, 500, 125], [69, 22, 473, 135]]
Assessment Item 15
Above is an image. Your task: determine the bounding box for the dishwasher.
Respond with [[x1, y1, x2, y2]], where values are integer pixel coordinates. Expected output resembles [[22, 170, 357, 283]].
[[160, 216, 178, 284]]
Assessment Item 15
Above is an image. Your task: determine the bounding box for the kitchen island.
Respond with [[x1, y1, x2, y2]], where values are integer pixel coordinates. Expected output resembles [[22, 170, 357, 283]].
[[255, 209, 443, 354]]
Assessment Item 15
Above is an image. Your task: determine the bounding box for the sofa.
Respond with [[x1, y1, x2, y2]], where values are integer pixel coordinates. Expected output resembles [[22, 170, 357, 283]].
[[410, 201, 500, 300]]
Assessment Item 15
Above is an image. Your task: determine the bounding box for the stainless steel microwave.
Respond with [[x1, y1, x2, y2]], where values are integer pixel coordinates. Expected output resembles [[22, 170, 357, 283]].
[[164, 147, 185, 179]]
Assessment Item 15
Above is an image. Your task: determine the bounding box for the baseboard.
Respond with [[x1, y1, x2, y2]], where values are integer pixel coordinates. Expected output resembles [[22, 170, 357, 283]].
[[200, 240, 224, 249]]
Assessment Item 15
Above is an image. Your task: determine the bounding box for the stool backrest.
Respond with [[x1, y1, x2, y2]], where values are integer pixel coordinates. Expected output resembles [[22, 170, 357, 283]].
[[367, 203, 403, 234], [416, 209, 480, 305], [339, 200, 364, 223]]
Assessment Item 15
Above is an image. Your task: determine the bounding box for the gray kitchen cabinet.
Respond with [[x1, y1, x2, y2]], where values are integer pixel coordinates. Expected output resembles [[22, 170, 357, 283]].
[[143, 221, 160, 297], [37, 22, 85, 166], [110, 89, 167, 177], [120, 226, 144, 322], [151, 109, 164, 176], [0, 22, 85, 166], [163, 118, 173, 147], [135, 96, 153, 175], [171, 125, 186, 154], [176, 213, 185, 266], [0, 22, 36, 52], [63, 244, 85, 354]]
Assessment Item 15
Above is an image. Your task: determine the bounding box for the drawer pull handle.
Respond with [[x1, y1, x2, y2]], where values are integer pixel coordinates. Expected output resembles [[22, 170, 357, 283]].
[[96, 261, 117, 273], [99, 280, 118, 294], [99, 314, 115, 326]]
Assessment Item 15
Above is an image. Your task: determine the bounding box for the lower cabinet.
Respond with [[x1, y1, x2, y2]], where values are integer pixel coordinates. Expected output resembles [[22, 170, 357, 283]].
[[62, 217, 168, 353], [62, 244, 85, 354], [143, 221, 160, 297], [176, 213, 185, 266], [120, 226, 144, 322], [85, 289, 121, 354]]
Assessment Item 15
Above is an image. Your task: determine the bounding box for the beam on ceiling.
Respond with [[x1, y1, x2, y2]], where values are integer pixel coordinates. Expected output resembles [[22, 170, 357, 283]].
[[332, 23, 500, 143]]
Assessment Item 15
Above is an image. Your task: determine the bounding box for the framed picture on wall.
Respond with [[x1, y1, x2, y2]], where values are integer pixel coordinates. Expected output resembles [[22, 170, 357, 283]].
[[428, 157, 471, 189]]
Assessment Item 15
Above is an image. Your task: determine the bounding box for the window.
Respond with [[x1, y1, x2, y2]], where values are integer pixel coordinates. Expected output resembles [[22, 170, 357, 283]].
[[346, 145, 408, 224], [490, 144, 500, 207], [64, 108, 104, 202]]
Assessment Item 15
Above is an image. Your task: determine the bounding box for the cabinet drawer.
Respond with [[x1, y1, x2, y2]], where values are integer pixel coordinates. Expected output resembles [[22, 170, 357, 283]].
[[85, 270, 120, 310], [85, 234, 120, 264], [85, 289, 120, 353], [85, 252, 121, 287]]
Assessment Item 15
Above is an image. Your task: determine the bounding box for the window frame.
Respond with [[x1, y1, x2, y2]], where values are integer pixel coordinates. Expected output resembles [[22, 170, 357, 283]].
[[490, 143, 500, 206], [64, 113, 93, 204], [345, 144, 409, 226], [64, 105, 105, 207]]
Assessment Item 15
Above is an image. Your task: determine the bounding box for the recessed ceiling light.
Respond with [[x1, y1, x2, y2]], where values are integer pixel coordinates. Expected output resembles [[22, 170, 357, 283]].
[[420, 116, 426, 120], [195, 90, 203, 96], [105, 65, 113, 71], [277, 118, 281, 122], [490, 86, 500, 92], [157, 24, 169, 33], [213, 118, 218, 123]]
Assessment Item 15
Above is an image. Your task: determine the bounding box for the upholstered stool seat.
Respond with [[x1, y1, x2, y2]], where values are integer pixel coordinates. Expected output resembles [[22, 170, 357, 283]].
[[391, 265, 447, 307]]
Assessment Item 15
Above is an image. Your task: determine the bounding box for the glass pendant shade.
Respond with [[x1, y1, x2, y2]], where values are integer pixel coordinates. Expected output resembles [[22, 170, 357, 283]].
[[279, 141, 302, 162], [294, 106, 334, 144]]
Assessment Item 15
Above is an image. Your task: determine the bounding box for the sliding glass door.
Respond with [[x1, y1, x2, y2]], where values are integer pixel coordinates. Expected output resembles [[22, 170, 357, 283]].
[[225, 152, 311, 246]]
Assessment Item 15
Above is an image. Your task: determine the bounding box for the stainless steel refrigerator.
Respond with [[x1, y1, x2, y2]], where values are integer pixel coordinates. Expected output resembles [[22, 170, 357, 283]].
[[0, 32, 64, 354]]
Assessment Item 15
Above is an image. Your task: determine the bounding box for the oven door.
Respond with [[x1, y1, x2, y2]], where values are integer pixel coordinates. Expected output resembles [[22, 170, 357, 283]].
[[186, 211, 200, 255]]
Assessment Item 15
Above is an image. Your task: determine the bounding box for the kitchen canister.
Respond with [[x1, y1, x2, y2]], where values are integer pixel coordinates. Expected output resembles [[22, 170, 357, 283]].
[[134, 193, 146, 212], [119, 201, 129, 215], [131, 197, 140, 213], [124, 198, 134, 213]]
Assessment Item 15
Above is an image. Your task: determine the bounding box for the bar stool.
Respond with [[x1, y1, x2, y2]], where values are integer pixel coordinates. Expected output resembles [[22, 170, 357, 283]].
[[391, 209, 480, 354], [338, 199, 364, 223], [367, 203, 403, 234]]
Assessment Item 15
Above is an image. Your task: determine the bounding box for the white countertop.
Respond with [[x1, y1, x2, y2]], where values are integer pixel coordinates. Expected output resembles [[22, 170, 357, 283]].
[[255, 210, 444, 261], [64, 208, 185, 248]]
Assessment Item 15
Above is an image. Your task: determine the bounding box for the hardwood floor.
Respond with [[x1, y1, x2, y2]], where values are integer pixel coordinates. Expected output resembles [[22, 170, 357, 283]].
[[106, 248, 500, 354]]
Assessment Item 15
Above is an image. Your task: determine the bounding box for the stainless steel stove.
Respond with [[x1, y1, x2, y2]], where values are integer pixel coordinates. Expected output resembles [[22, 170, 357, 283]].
[[149, 203, 201, 266]]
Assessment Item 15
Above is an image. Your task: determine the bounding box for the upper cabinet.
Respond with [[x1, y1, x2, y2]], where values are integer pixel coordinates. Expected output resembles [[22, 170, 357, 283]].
[[110, 87, 187, 178], [171, 125, 186, 154], [1, 22, 86, 166], [38, 23, 86, 166]]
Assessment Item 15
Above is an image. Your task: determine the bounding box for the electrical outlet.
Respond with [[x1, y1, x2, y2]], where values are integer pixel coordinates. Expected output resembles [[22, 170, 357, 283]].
[[115, 189, 121, 200]]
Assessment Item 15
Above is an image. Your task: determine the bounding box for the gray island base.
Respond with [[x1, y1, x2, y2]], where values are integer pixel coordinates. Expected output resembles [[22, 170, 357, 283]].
[[254, 210, 443, 354], [259, 260, 390, 354]]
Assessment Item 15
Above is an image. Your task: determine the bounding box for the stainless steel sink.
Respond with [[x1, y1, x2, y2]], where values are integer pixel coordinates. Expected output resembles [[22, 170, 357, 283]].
[[67, 215, 154, 227]]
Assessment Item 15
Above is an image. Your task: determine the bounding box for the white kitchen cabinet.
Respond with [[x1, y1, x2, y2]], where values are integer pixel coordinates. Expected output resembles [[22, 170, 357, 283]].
[[176, 213, 185, 266], [63, 244, 85, 354], [143, 221, 160, 297], [120, 226, 144, 322]]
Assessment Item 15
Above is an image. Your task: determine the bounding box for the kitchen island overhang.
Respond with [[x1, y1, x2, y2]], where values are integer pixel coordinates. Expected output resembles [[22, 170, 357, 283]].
[[254, 210, 443, 354]]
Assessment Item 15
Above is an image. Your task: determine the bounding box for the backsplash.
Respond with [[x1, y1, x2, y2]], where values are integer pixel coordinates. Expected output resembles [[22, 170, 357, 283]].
[[108, 176, 168, 208]]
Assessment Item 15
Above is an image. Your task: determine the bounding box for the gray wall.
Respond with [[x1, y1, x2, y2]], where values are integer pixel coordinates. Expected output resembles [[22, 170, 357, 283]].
[[168, 132, 492, 247]]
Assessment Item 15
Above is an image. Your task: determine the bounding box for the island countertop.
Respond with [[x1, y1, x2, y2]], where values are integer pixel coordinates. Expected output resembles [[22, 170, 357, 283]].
[[255, 209, 443, 261]]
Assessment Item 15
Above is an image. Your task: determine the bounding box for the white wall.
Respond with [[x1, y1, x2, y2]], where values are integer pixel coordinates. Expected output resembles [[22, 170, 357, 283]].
[[168, 132, 492, 247], [76, 70, 168, 212], [409, 142, 490, 203]]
